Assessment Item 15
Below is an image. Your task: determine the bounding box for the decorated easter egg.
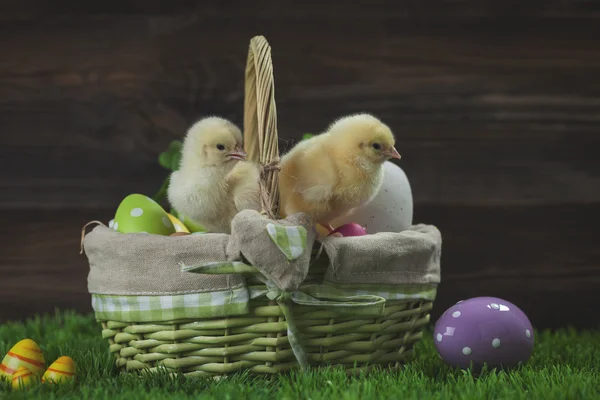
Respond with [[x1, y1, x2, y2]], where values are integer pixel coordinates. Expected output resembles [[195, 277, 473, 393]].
[[0, 339, 45, 380], [11, 366, 35, 390], [332, 161, 413, 234], [434, 297, 534, 370], [167, 213, 190, 233], [42, 356, 76, 384], [172, 210, 206, 233], [329, 223, 367, 237], [113, 194, 176, 235]]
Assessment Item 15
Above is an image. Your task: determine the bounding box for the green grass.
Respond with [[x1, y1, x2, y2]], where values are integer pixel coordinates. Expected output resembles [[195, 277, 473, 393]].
[[1, 310, 599, 399]]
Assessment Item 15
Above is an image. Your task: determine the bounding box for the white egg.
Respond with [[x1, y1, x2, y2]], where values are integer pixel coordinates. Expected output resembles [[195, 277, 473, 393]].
[[332, 161, 413, 233]]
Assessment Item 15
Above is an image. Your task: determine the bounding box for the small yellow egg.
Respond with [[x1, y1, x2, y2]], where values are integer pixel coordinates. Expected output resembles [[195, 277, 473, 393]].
[[11, 366, 35, 390], [167, 213, 190, 233], [0, 339, 45, 380], [42, 356, 76, 384]]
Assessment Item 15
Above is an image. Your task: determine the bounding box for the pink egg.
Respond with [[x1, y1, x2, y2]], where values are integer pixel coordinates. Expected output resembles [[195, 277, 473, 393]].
[[329, 223, 368, 237]]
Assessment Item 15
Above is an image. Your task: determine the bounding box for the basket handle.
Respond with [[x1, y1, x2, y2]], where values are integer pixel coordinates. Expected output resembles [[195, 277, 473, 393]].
[[243, 35, 280, 218], [79, 220, 106, 254]]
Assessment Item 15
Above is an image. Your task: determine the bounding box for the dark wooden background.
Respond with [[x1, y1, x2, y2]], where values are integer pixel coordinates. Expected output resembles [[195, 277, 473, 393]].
[[1, 1, 599, 329]]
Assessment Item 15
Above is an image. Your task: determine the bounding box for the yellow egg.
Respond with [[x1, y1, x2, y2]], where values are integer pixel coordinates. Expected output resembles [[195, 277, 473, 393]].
[[167, 213, 190, 233], [42, 356, 76, 384], [0, 339, 45, 380], [11, 366, 35, 390]]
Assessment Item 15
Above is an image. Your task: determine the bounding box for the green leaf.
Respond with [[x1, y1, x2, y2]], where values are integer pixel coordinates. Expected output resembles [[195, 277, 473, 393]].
[[153, 140, 183, 206], [169, 151, 181, 171], [150, 175, 171, 205], [158, 140, 183, 172]]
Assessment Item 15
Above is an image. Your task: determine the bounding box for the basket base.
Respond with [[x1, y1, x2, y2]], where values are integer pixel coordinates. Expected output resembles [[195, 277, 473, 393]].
[[100, 299, 433, 376]]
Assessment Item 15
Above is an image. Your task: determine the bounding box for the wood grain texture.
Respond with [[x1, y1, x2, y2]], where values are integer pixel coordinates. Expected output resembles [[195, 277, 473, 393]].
[[1, 1, 600, 18], [1, 6, 599, 208], [1, 205, 598, 328]]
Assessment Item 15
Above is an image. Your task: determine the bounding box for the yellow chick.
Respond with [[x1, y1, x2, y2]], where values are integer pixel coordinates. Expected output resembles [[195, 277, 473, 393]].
[[278, 113, 401, 236], [167, 117, 262, 234]]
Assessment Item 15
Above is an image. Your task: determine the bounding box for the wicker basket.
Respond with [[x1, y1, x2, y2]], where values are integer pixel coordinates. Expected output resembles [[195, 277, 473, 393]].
[[84, 36, 440, 377]]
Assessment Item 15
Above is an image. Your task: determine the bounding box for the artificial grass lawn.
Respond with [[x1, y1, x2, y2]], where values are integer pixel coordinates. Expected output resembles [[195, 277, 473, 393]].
[[0, 310, 598, 399]]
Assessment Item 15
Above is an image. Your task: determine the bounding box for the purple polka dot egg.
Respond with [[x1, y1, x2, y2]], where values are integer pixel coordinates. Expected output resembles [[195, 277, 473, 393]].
[[434, 296, 534, 370]]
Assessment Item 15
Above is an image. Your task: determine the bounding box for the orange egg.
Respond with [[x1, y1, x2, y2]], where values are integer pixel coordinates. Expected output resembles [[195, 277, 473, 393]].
[[11, 366, 35, 390], [0, 339, 45, 380], [42, 356, 76, 384]]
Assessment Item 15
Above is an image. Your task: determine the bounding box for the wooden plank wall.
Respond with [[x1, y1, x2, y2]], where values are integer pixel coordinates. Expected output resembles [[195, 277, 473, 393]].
[[1, 1, 599, 328]]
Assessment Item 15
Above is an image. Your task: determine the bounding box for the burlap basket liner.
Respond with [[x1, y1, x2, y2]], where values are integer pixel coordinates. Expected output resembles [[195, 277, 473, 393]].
[[84, 210, 441, 323]]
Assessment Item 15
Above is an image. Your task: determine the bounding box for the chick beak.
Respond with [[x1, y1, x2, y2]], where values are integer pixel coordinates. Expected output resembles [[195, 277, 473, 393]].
[[227, 147, 247, 161], [384, 147, 401, 160]]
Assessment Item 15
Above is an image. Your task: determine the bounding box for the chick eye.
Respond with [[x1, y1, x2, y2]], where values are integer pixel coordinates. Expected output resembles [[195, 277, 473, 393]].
[[372, 143, 381, 150], [216, 144, 225, 151]]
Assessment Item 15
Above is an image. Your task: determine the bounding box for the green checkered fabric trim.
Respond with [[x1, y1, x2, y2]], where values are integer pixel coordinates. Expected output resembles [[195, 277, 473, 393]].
[[93, 283, 436, 323], [266, 223, 307, 261], [91, 287, 249, 323]]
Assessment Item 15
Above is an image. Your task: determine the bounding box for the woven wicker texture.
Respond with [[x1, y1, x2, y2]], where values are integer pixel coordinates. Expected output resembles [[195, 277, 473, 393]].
[[102, 299, 432, 377], [243, 36, 280, 218]]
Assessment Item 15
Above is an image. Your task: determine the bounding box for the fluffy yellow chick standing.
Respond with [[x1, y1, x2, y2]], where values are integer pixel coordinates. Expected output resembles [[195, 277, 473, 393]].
[[278, 113, 401, 236], [167, 117, 262, 234]]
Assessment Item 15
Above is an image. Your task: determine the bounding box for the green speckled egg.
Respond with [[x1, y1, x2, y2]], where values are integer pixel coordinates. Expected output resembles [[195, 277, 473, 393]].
[[171, 210, 207, 233], [113, 194, 176, 235]]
